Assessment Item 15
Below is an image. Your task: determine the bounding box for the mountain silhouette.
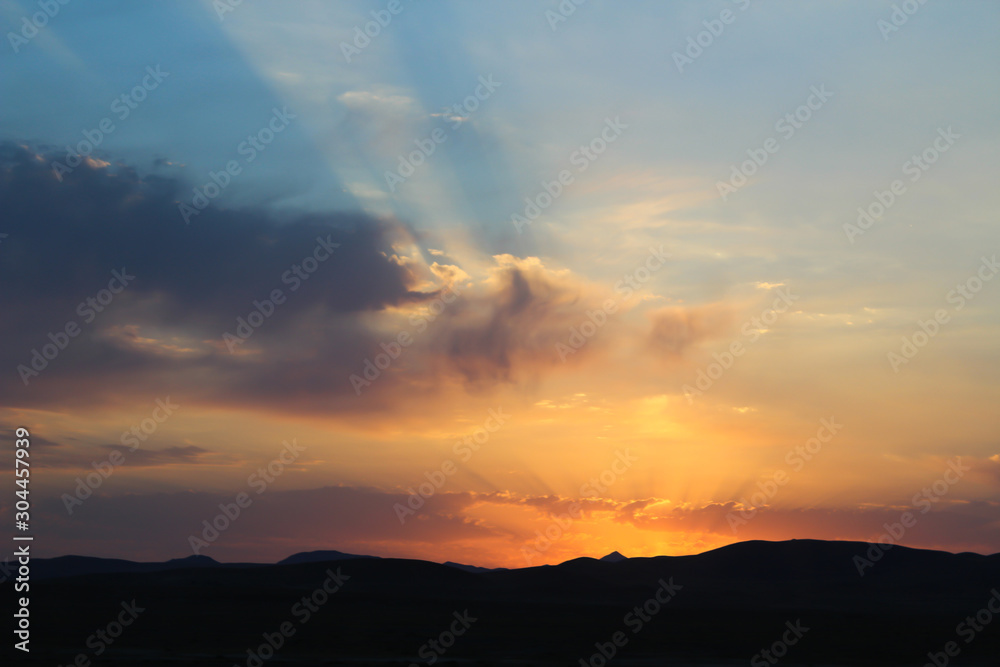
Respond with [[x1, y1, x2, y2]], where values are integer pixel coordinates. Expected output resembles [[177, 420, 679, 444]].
[[16, 539, 1000, 665], [443, 560, 503, 573], [31, 553, 222, 580]]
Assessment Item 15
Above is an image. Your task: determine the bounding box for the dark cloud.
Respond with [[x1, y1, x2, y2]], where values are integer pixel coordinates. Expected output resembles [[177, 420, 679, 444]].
[[646, 304, 735, 358], [0, 142, 430, 410], [0, 142, 419, 317], [0, 142, 726, 416], [0, 423, 230, 469], [435, 256, 605, 384]]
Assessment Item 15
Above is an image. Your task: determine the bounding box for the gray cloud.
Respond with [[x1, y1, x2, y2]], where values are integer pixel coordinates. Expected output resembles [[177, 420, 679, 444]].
[[0, 143, 431, 410]]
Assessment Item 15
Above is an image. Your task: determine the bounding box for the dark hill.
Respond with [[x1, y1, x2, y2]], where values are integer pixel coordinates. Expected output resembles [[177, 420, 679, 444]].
[[13, 539, 1000, 666], [31, 553, 225, 580]]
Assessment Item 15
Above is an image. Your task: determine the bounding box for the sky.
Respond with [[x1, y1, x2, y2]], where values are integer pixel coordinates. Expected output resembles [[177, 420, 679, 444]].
[[0, 0, 998, 568]]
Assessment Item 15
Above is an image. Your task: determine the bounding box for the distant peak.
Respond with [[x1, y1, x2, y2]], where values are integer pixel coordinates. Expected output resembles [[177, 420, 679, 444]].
[[599, 551, 627, 562]]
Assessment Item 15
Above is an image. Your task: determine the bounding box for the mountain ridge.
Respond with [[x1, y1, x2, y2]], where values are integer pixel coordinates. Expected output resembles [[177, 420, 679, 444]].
[[19, 538, 1000, 664], [27, 537, 999, 581]]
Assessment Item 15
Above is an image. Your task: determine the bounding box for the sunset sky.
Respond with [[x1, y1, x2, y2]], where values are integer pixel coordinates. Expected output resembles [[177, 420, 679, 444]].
[[1, 0, 998, 568]]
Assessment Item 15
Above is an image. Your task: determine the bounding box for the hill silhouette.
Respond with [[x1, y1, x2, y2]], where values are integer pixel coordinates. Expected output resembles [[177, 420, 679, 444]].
[[31, 553, 224, 580], [13, 539, 1000, 666]]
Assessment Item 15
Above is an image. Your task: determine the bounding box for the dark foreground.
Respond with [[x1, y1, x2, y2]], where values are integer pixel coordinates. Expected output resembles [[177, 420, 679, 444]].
[[8, 540, 1000, 666]]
